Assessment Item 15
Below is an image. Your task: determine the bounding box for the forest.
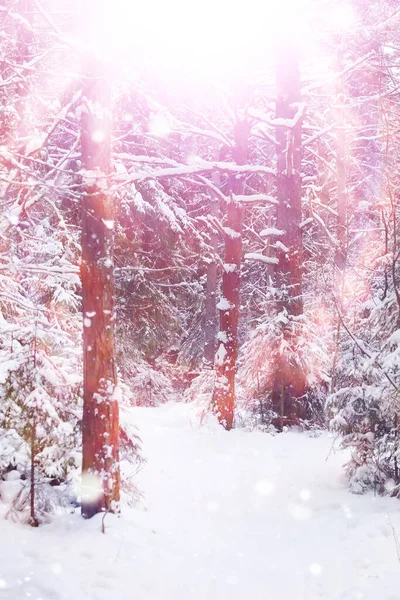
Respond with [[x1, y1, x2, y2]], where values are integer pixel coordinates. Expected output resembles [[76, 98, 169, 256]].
[[1, 0, 400, 598]]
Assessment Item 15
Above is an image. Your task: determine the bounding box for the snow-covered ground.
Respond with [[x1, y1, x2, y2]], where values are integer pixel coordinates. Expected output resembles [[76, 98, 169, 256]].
[[1, 402, 400, 600]]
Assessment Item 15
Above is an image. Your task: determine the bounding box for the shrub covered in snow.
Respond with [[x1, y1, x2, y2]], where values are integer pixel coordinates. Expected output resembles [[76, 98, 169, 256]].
[[328, 278, 400, 496], [237, 309, 328, 429], [0, 340, 81, 483], [0, 332, 82, 524], [125, 362, 175, 407], [183, 370, 215, 421], [0, 340, 144, 522]]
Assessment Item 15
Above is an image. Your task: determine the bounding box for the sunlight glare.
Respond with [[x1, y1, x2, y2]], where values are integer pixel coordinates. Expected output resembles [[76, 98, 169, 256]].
[[88, 0, 314, 77], [80, 472, 103, 504], [254, 479, 276, 496], [148, 112, 174, 137], [91, 129, 106, 143], [329, 1, 356, 31], [309, 563, 323, 576]]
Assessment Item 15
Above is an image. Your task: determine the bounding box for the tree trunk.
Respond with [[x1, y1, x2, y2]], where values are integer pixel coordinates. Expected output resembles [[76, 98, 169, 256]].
[[28, 421, 38, 527], [272, 43, 307, 424], [335, 82, 347, 270], [81, 58, 120, 519], [211, 120, 250, 430], [203, 194, 219, 368]]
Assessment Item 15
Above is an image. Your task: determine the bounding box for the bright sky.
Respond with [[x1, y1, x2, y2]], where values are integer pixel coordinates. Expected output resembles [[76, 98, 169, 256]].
[[84, 0, 356, 80]]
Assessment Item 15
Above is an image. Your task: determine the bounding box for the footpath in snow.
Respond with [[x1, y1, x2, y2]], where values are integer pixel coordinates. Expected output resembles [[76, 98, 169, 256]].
[[1, 401, 400, 600]]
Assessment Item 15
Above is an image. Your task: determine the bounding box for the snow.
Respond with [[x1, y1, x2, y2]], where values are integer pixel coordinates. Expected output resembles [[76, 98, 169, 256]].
[[216, 297, 232, 311], [389, 329, 400, 345], [215, 343, 227, 366], [125, 160, 275, 184], [260, 227, 285, 237], [3, 205, 22, 227], [148, 112, 174, 137], [249, 103, 306, 129], [102, 219, 114, 230], [233, 194, 278, 205], [25, 136, 45, 156], [217, 331, 229, 343], [300, 217, 314, 228], [81, 169, 108, 192], [4, 471, 21, 482], [223, 263, 237, 273], [0, 481, 23, 505], [275, 240, 290, 253], [1, 402, 400, 600], [244, 252, 279, 265], [222, 226, 240, 239]]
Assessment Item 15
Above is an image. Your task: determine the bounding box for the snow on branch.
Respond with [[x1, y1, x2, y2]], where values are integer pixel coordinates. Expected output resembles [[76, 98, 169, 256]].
[[116, 160, 275, 186], [195, 178, 277, 206], [0, 262, 80, 277], [244, 253, 279, 265], [305, 212, 340, 247], [223, 226, 240, 239], [114, 154, 181, 168], [0, 293, 47, 313], [173, 123, 232, 147], [233, 194, 277, 205], [260, 227, 285, 237], [248, 103, 306, 129], [302, 124, 335, 147], [196, 175, 227, 203], [176, 104, 234, 147]]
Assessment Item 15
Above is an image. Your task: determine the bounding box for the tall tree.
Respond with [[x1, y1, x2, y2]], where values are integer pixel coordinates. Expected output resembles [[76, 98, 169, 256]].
[[81, 58, 120, 518], [212, 119, 250, 430], [272, 42, 307, 424], [203, 178, 220, 367]]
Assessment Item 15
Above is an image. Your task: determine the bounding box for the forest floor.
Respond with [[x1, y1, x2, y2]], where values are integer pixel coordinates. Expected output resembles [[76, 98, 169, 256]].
[[1, 401, 400, 600]]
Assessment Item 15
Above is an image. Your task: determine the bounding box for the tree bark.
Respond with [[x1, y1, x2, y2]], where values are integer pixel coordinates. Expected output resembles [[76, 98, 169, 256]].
[[203, 193, 219, 368], [335, 87, 347, 270], [272, 43, 307, 423], [81, 58, 120, 519], [211, 120, 250, 430], [28, 422, 38, 527]]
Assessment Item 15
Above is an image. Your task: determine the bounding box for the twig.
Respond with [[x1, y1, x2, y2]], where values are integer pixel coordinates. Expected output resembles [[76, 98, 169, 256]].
[[101, 510, 109, 534]]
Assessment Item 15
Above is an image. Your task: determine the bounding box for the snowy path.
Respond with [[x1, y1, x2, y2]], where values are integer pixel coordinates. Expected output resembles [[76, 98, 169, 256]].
[[1, 402, 400, 600]]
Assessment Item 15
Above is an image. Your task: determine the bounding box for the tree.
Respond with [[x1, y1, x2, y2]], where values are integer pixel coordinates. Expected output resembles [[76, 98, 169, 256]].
[[326, 0, 400, 496], [271, 42, 307, 425], [80, 57, 120, 518], [212, 119, 250, 430], [203, 191, 219, 368]]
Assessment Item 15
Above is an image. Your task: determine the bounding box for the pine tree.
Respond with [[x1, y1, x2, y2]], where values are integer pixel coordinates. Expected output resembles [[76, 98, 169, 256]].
[[270, 42, 307, 425], [211, 119, 250, 430], [80, 57, 120, 518]]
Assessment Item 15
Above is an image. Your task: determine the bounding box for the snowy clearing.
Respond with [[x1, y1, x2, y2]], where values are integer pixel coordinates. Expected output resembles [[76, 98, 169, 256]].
[[1, 402, 400, 600]]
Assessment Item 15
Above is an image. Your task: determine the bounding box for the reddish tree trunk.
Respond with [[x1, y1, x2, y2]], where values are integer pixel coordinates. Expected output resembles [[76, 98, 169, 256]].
[[272, 44, 307, 423], [212, 120, 250, 430], [336, 105, 347, 269], [203, 195, 219, 368], [81, 59, 120, 519], [334, 48, 348, 270]]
